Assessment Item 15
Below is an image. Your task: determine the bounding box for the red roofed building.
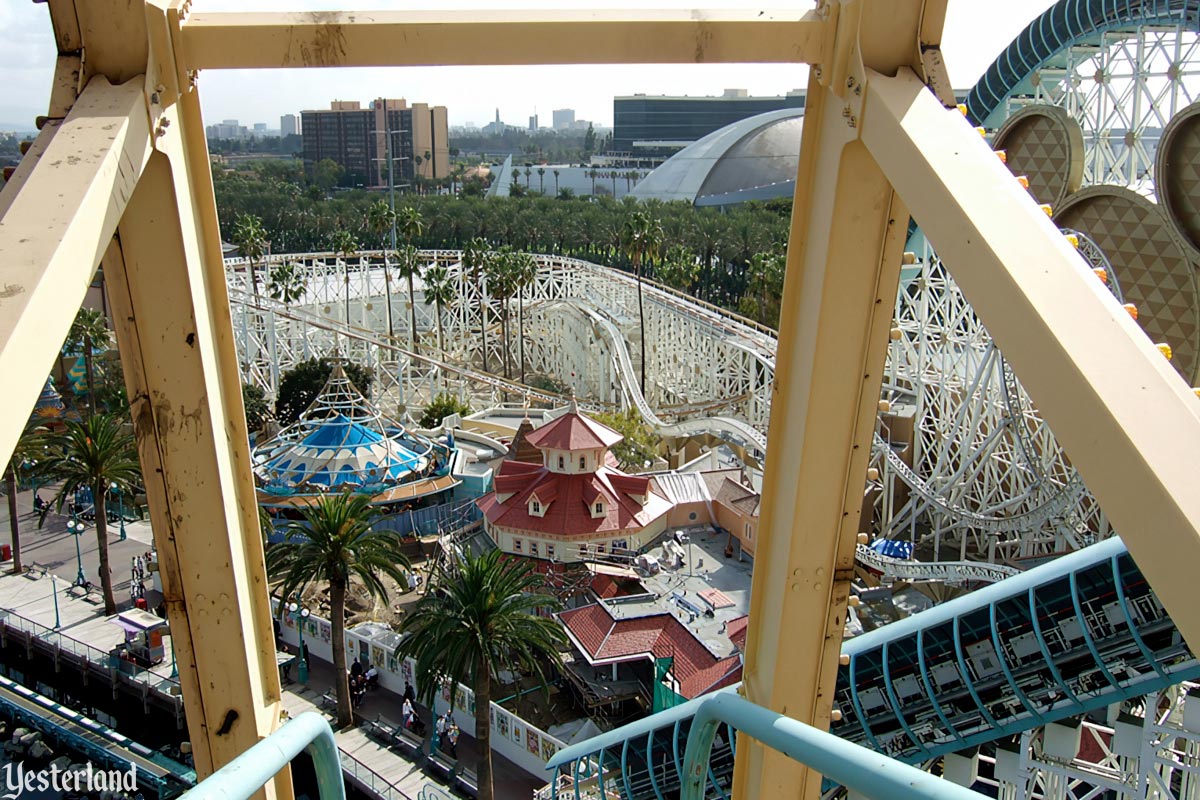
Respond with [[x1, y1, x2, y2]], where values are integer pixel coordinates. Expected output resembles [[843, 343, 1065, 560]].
[[477, 405, 673, 560], [558, 602, 742, 701]]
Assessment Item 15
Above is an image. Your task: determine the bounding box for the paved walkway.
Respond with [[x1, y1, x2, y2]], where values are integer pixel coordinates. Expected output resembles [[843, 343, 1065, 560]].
[[283, 657, 542, 799], [0, 486, 546, 799]]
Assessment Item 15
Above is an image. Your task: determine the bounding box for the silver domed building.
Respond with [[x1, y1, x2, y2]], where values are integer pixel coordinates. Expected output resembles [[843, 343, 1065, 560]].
[[629, 108, 803, 207]]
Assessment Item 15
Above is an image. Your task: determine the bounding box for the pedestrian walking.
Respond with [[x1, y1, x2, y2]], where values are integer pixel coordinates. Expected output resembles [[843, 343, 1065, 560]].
[[403, 681, 416, 704], [446, 722, 459, 758], [402, 697, 414, 730]]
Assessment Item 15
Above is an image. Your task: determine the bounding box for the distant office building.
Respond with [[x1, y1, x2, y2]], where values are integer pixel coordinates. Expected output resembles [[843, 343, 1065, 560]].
[[552, 109, 575, 130], [206, 119, 250, 140], [252, 122, 268, 137], [280, 114, 299, 137], [612, 88, 806, 155], [529, 114, 539, 131], [301, 98, 449, 188]]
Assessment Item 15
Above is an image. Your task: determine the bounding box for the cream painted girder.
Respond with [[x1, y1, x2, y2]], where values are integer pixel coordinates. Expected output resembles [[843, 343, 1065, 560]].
[[0, 2, 1198, 799]]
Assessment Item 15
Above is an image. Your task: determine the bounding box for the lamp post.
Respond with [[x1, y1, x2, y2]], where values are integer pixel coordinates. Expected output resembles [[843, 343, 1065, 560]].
[[51, 574, 60, 629], [287, 600, 311, 683], [110, 482, 126, 541], [66, 510, 87, 587]]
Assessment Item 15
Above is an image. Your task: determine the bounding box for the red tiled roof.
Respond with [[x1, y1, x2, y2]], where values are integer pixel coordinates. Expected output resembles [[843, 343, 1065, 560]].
[[524, 412, 623, 451], [607, 473, 651, 498], [478, 460, 670, 538], [726, 615, 749, 651], [559, 603, 743, 699]]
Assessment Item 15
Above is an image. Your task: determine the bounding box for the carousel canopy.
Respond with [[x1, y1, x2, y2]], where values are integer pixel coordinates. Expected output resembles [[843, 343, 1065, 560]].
[[261, 414, 425, 488], [252, 361, 439, 495]]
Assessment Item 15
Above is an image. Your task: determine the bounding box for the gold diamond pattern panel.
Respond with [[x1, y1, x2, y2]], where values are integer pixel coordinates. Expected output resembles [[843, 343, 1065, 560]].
[[994, 105, 1084, 208], [1156, 101, 1200, 258], [1056, 186, 1200, 384]]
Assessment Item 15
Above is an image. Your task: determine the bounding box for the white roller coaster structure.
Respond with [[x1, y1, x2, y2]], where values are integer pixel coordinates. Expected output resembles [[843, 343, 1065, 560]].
[[226, 21, 1199, 575]]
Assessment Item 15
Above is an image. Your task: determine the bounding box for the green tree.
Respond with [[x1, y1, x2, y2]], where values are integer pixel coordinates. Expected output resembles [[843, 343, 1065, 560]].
[[312, 158, 344, 194], [417, 392, 471, 428], [583, 123, 596, 158], [267, 493, 410, 728], [656, 244, 700, 293], [594, 408, 661, 471], [397, 207, 426, 353], [34, 414, 141, 615], [422, 262, 454, 361], [486, 247, 519, 379], [394, 550, 566, 800], [267, 261, 306, 304], [367, 200, 398, 339], [243, 384, 271, 433], [463, 238, 492, 374], [738, 250, 787, 328], [329, 228, 359, 325], [6, 421, 47, 574], [552, 168, 560, 195], [621, 210, 663, 397], [231, 213, 269, 301], [536, 167, 546, 194], [67, 309, 112, 419], [511, 251, 537, 384], [275, 358, 375, 426]]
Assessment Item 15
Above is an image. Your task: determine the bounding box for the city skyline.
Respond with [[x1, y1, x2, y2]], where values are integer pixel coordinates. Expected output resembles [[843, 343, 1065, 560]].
[[0, 0, 1057, 133]]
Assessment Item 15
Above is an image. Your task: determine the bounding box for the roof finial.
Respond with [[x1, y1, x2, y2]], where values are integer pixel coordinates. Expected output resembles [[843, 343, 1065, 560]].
[[568, 387, 578, 415]]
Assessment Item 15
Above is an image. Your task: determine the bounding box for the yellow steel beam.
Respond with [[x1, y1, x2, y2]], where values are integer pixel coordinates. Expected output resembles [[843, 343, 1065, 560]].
[[95, 0, 287, 789], [179, 9, 828, 69], [861, 67, 1200, 648], [0, 77, 151, 462], [735, 2, 944, 797]]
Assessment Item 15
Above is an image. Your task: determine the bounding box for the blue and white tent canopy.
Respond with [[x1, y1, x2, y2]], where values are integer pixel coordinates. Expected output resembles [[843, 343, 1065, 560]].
[[252, 361, 440, 495], [259, 414, 426, 488]]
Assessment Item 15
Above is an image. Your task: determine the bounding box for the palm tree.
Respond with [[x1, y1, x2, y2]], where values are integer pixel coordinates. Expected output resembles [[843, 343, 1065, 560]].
[[367, 200, 398, 339], [394, 549, 566, 800], [34, 414, 141, 615], [267, 492, 410, 729], [329, 228, 359, 326], [487, 248, 518, 379], [512, 251, 537, 384], [67, 309, 111, 418], [6, 421, 46, 575], [397, 207, 426, 353], [232, 213, 269, 301], [394, 245, 423, 353], [267, 261, 307, 305], [588, 167, 598, 196], [552, 168, 560, 195], [422, 262, 454, 363], [610, 170, 618, 195], [622, 210, 663, 397], [536, 167, 545, 194], [463, 238, 492, 374]]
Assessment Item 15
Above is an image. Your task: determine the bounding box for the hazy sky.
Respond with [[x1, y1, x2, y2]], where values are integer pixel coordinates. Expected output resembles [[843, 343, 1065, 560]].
[[0, 0, 1057, 131]]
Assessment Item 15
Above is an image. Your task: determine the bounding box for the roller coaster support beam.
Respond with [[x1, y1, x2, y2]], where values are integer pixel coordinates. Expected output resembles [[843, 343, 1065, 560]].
[[0, 0, 286, 795], [860, 66, 1200, 667], [736, 1, 945, 797]]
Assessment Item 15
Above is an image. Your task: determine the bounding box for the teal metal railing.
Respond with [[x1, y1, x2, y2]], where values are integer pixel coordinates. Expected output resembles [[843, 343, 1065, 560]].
[[174, 712, 344, 800], [545, 687, 988, 800], [0, 605, 181, 696]]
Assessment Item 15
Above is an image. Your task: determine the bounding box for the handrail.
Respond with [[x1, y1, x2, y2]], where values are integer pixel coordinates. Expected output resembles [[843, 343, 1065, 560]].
[[681, 692, 985, 800], [175, 712, 344, 800], [547, 687, 986, 800], [0, 602, 181, 694]]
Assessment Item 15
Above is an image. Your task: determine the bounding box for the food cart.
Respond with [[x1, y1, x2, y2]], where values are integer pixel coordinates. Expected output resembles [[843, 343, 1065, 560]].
[[111, 608, 168, 666]]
